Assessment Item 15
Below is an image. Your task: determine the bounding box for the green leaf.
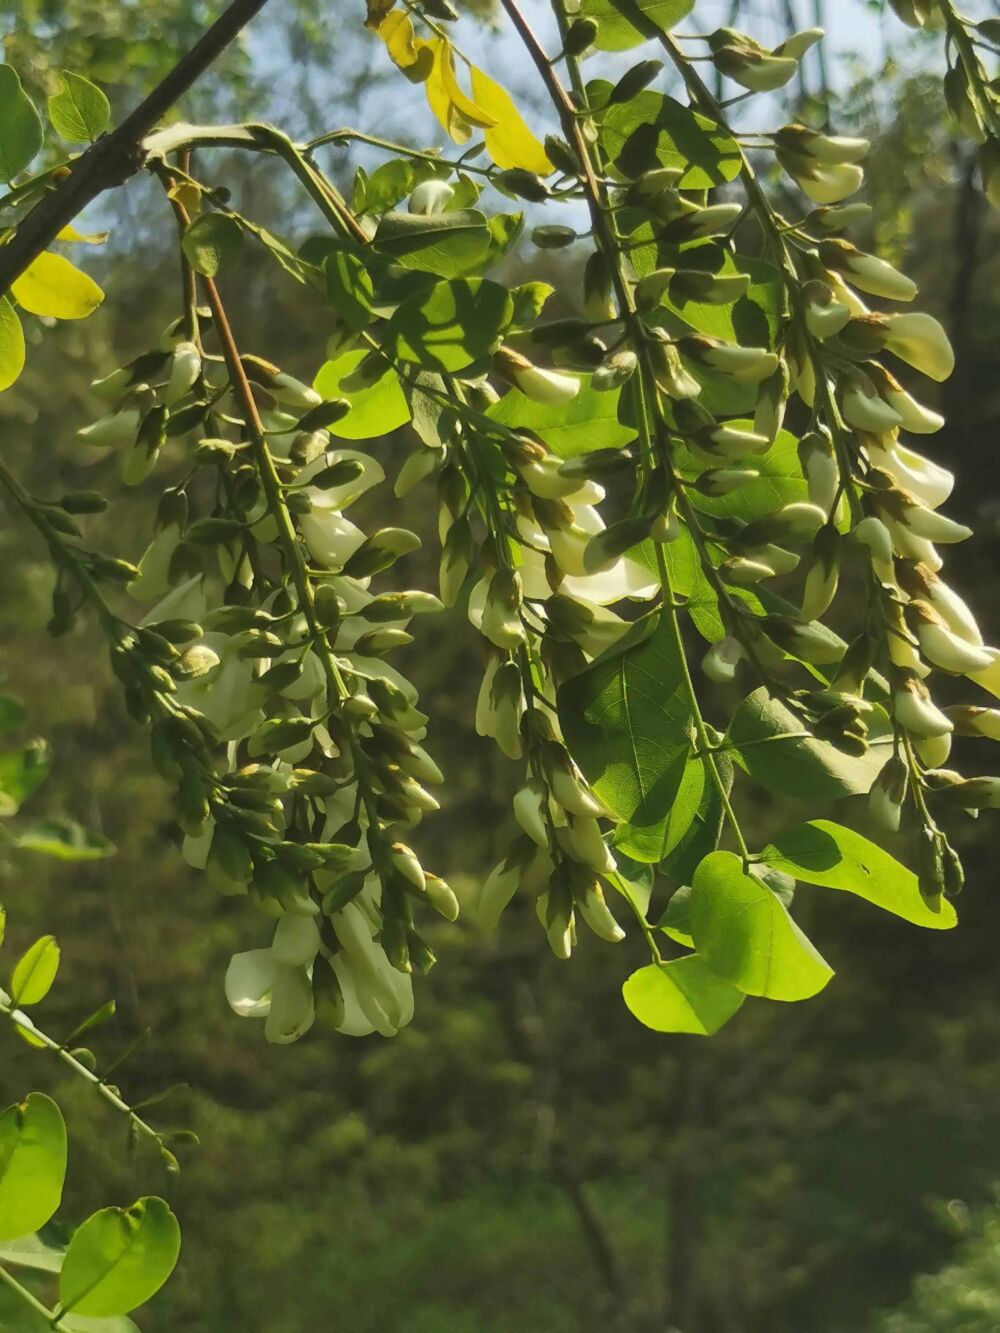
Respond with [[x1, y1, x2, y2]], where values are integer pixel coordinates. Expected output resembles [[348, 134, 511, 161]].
[[579, 0, 694, 51], [594, 85, 740, 187], [323, 250, 375, 331], [373, 209, 492, 278], [385, 278, 512, 373], [62, 1316, 141, 1333], [726, 690, 893, 802], [661, 752, 733, 885], [0, 740, 51, 817], [14, 817, 115, 861], [0, 1093, 67, 1241], [690, 851, 834, 1001], [0, 65, 43, 181], [59, 1197, 181, 1318], [11, 935, 60, 1005], [623, 956, 745, 1034], [684, 426, 807, 526], [558, 616, 694, 862], [0, 298, 26, 393], [47, 71, 110, 142], [763, 820, 958, 931], [658, 884, 694, 947], [355, 157, 445, 216], [0, 1232, 65, 1273], [181, 213, 243, 278], [312, 349, 411, 440], [487, 378, 634, 456]]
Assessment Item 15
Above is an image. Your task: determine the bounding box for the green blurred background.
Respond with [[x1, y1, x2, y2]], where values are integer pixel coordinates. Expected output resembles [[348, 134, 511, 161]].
[[2, 1, 1000, 1329]]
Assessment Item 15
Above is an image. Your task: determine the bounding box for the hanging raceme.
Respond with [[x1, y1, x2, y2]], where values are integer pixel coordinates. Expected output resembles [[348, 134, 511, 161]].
[[1, 0, 999, 1045]]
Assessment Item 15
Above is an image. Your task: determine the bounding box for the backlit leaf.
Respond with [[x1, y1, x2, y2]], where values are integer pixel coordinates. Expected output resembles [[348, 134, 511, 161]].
[[559, 616, 694, 862], [59, 1197, 181, 1317], [594, 84, 741, 187], [0, 1093, 67, 1241], [763, 820, 958, 930], [48, 71, 110, 142], [690, 851, 834, 1001], [11, 935, 60, 1005], [0, 297, 26, 392], [470, 66, 552, 174], [623, 956, 744, 1034], [12, 253, 104, 320], [313, 349, 410, 440], [0, 65, 43, 181], [579, 0, 694, 50], [181, 212, 243, 278], [487, 378, 634, 456], [14, 817, 115, 861]]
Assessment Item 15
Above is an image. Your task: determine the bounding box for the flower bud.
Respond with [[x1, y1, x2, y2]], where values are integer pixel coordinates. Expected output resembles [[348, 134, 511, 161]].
[[702, 635, 745, 683], [775, 124, 870, 165], [163, 341, 201, 405], [695, 467, 760, 496], [679, 336, 778, 384], [865, 365, 944, 435], [574, 874, 625, 943], [800, 524, 841, 621], [77, 408, 141, 448], [883, 312, 955, 382], [906, 601, 996, 675], [893, 677, 954, 738], [868, 755, 909, 833], [802, 279, 852, 339], [798, 429, 839, 514], [841, 368, 904, 434], [777, 150, 864, 204], [497, 348, 580, 404], [541, 742, 604, 818], [852, 515, 895, 581], [819, 239, 917, 302], [754, 361, 790, 444]]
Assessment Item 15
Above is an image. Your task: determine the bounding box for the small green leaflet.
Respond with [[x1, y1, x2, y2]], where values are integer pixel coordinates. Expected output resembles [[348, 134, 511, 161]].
[[623, 956, 744, 1035], [726, 690, 893, 802], [690, 851, 834, 1001], [354, 156, 446, 216], [592, 84, 741, 187], [487, 378, 634, 456], [558, 616, 695, 863], [59, 1197, 181, 1318], [0, 1232, 66, 1274], [385, 278, 513, 373], [0, 65, 43, 182], [763, 820, 958, 930], [48, 71, 110, 143], [313, 349, 411, 440], [10, 935, 61, 1005], [579, 0, 694, 51], [373, 209, 492, 278], [181, 213, 243, 278], [0, 1093, 67, 1242], [0, 297, 26, 393]]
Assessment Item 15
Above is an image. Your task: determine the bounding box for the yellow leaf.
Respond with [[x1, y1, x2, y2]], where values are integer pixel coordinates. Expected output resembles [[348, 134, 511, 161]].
[[379, 10, 419, 67], [425, 37, 497, 143], [471, 66, 553, 175], [56, 224, 109, 244], [12, 251, 104, 320], [0, 296, 25, 392]]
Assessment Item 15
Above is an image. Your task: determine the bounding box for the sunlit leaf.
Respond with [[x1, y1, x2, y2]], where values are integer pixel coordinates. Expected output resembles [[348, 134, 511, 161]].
[[763, 820, 958, 930], [0, 739, 52, 817], [592, 83, 740, 187], [470, 66, 552, 174], [386, 278, 512, 373], [59, 1197, 181, 1317], [373, 209, 492, 278], [690, 851, 834, 1001], [313, 349, 410, 440], [623, 956, 744, 1034], [10, 935, 60, 1005], [0, 65, 43, 181], [48, 71, 110, 142], [0, 1093, 67, 1241], [579, 0, 694, 50], [12, 253, 104, 320], [0, 1232, 66, 1273], [0, 297, 26, 393], [487, 378, 634, 456], [559, 616, 695, 862]]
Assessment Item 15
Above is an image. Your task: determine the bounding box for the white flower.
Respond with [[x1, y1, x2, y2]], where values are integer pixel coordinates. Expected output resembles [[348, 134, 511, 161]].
[[264, 964, 315, 1044], [77, 408, 141, 448], [868, 441, 953, 509], [513, 778, 550, 847], [511, 363, 581, 405], [702, 636, 745, 683], [271, 915, 322, 968], [894, 682, 954, 737], [408, 180, 455, 216], [163, 342, 201, 405], [298, 500, 367, 569], [884, 313, 955, 382], [175, 632, 261, 740]]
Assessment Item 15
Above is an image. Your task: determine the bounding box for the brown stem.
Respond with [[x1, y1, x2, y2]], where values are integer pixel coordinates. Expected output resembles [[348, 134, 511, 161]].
[[0, 0, 271, 294]]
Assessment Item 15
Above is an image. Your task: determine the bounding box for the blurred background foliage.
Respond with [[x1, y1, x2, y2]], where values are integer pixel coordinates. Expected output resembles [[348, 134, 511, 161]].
[[1, 1, 999, 1329]]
